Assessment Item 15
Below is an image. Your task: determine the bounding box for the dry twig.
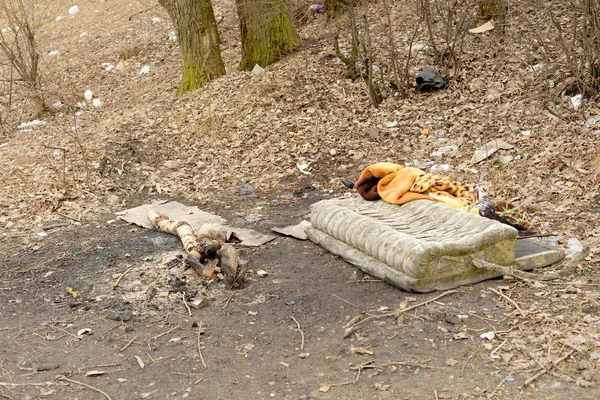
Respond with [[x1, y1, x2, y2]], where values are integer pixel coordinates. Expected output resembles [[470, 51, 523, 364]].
[[291, 316, 305, 351], [57, 375, 113, 400], [197, 322, 207, 369], [182, 293, 192, 317]]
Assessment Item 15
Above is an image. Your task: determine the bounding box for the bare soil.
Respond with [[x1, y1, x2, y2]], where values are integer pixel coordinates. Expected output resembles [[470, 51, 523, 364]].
[[1, 0, 600, 399]]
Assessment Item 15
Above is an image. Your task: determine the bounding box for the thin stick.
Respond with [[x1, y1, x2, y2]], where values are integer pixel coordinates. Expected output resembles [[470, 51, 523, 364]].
[[461, 355, 473, 377], [489, 288, 525, 315], [332, 294, 363, 311], [197, 322, 207, 369], [57, 376, 113, 400], [119, 335, 138, 352], [350, 290, 459, 328], [148, 343, 193, 363], [112, 266, 133, 289], [291, 316, 305, 351], [147, 325, 180, 350], [182, 293, 192, 317], [523, 350, 575, 386], [487, 375, 511, 399]]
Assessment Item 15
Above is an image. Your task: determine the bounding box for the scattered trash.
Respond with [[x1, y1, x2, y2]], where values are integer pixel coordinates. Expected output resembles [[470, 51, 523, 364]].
[[409, 43, 430, 52], [297, 163, 311, 175], [151, 17, 161, 23], [469, 20, 494, 34], [79, 32, 87, 37], [571, 94, 582, 109], [271, 220, 311, 240], [256, 270, 269, 277], [565, 238, 584, 259], [430, 164, 451, 172], [55, 15, 64, 22], [309, 4, 325, 13], [117, 378, 127, 383], [68, 5, 79, 16], [506, 377, 515, 383], [0, 143, 8, 148], [116, 201, 275, 247], [585, 117, 597, 128], [480, 331, 495, 340], [387, 121, 398, 128], [430, 144, 458, 157], [168, 31, 177, 41], [521, 130, 531, 137], [499, 155, 514, 165], [471, 138, 514, 163], [416, 67, 446, 91], [48, 50, 58, 56], [18, 120, 46, 129], [298, 353, 310, 358], [85, 370, 105, 377], [36, 232, 48, 238], [92, 98, 102, 108], [84, 89, 93, 101], [251, 64, 265, 75], [405, 160, 435, 169], [531, 62, 544, 71], [139, 65, 150, 75], [77, 328, 92, 336], [421, 128, 430, 136], [329, 148, 337, 156]]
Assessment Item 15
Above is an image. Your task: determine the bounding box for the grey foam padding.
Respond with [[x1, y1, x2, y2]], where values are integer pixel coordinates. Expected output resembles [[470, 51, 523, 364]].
[[307, 198, 564, 292]]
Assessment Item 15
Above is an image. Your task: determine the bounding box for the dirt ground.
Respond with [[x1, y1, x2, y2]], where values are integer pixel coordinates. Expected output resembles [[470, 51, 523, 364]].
[[1, 0, 600, 399], [0, 190, 597, 400]]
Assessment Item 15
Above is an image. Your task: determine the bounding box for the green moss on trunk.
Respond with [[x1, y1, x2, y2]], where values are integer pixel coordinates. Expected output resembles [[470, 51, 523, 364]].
[[159, 0, 225, 94], [236, 0, 300, 71]]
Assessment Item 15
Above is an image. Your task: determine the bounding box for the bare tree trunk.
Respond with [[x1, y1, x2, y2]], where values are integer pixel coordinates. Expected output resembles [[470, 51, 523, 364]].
[[158, 0, 225, 94], [235, 0, 300, 70]]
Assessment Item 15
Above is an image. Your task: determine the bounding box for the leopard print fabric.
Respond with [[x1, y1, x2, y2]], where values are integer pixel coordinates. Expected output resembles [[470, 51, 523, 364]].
[[410, 173, 478, 207]]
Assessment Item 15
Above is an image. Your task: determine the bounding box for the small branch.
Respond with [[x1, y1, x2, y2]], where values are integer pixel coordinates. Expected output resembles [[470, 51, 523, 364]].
[[487, 374, 512, 400], [112, 266, 133, 289], [291, 316, 305, 351], [147, 343, 193, 363], [197, 322, 207, 369], [119, 335, 138, 352], [523, 350, 575, 387], [182, 293, 192, 317], [332, 294, 363, 311], [57, 376, 113, 400], [489, 288, 525, 316]]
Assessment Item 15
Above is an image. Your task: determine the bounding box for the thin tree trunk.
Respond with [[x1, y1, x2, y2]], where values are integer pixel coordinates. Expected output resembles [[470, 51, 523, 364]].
[[236, 0, 300, 70], [159, 0, 225, 94]]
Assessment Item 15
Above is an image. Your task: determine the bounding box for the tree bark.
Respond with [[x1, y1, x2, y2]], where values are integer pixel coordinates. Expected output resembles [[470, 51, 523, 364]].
[[158, 0, 225, 94], [235, 0, 300, 70]]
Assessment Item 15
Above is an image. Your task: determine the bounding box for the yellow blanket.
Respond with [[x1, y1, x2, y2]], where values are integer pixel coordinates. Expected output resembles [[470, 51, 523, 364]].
[[355, 162, 479, 214]]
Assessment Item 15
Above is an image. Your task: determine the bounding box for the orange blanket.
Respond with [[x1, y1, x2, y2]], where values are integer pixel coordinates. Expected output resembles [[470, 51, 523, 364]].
[[355, 162, 479, 214]]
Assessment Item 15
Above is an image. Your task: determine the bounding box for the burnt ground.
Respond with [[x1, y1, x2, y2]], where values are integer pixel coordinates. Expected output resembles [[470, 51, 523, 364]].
[[1, 189, 599, 400]]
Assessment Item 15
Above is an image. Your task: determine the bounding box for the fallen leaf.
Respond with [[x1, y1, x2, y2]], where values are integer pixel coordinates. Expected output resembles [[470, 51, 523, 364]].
[[319, 384, 330, 393], [351, 346, 373, 355], [469, 20, 495, 34], [445, 358, 459, 366]]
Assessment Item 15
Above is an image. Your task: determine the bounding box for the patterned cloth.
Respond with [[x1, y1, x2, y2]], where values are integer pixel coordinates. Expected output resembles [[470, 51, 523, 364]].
[[355, 163, 539, 236]]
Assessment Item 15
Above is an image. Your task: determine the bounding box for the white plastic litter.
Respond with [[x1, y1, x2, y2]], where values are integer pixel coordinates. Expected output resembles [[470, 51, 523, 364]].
[[84, 89, 93, 100], [48, 50, 58, 56], [571, 94, 582, 109], [18, 120, 46, 129], [92, 98, 102, 108], [139, 65, 150, 75], [68, 6, 79, 15]]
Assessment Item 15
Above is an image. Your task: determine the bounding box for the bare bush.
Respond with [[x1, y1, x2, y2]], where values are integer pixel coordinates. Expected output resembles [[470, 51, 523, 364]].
[[525, 0, 600, 117], [0, 0, 47, 114]]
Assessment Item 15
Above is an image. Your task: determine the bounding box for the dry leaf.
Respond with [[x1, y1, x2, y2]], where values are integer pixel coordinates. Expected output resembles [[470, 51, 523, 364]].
[[351, 346, 373, 355], [445, 358, 459, 366], [469, 20, 495, 34]]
